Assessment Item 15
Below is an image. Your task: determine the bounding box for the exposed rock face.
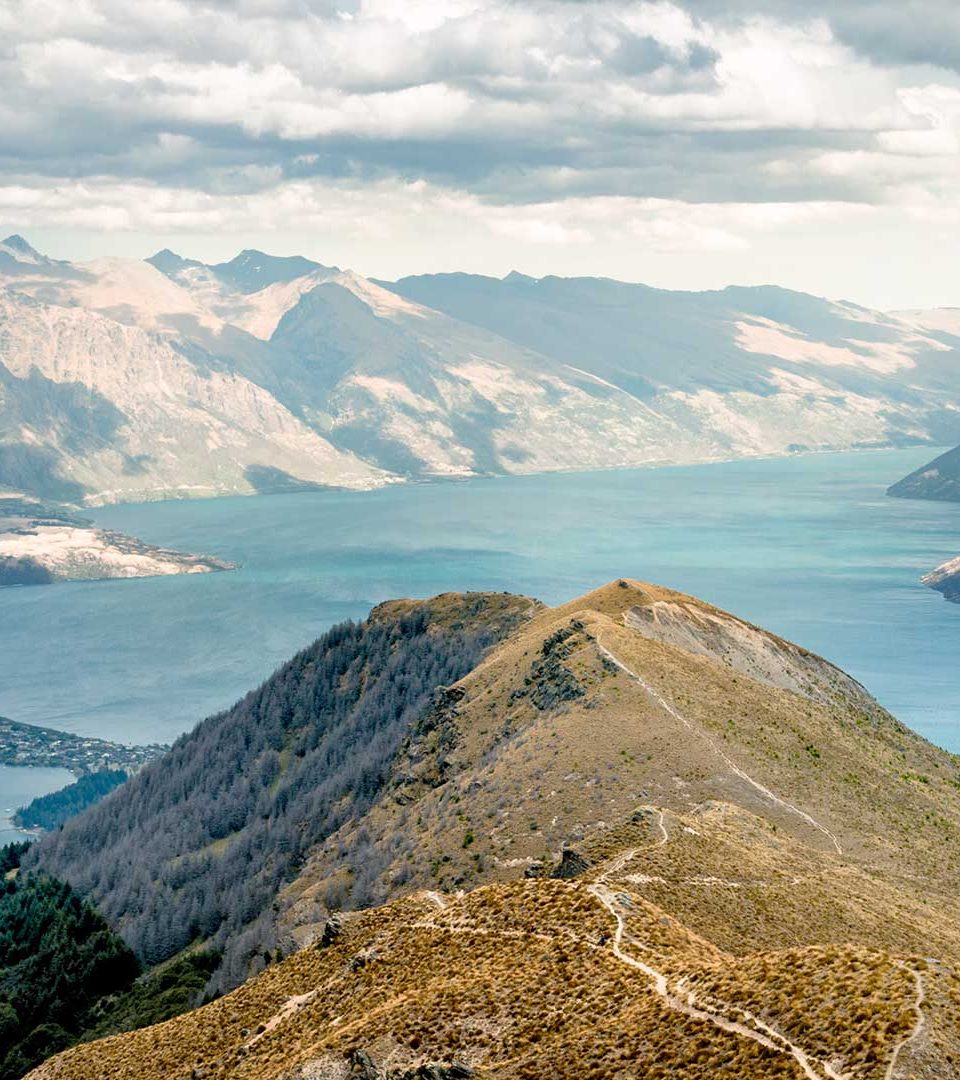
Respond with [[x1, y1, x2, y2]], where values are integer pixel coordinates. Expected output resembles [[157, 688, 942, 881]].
[[315, 917, 342, 950], [512, 624, 587, 712], [398, 1066, 473, 1080], [888, 444, 960, 502], [393, 686, 468, 800], [923, 555, 960, 603], [549, 845, 592, 879], [331, 1052, 474, 1080], [623, 598, 879, 711]]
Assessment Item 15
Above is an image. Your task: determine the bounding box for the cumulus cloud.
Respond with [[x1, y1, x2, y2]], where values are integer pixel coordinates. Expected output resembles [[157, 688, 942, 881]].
[[0, 0, 957, 304]]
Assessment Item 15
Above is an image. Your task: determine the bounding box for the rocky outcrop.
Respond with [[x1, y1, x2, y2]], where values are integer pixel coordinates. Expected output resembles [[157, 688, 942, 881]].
[[623, 594, 879, 712], [923, 555, 960, 603], [393, 686, 467, 802], [549, 845, 592, 880], [344, 1052, 473, 1080], [315, 916, 343, 950], [511, 624, 586, 712]]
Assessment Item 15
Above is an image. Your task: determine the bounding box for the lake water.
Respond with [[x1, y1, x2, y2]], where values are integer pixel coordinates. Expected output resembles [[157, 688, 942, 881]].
[[2, 448, 959, 772], [0, 764, 74, 845]]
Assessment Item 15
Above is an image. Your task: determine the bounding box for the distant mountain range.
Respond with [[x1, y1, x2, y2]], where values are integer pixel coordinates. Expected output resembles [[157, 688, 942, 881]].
[[26, 579, 960, 1080], [3, 233, 960, 506]]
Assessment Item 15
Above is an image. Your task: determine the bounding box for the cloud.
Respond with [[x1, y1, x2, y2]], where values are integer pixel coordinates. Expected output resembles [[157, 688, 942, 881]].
[[0, 170, 871, 255], [0, 0, 957, 302], [670, 0, 960, 71]]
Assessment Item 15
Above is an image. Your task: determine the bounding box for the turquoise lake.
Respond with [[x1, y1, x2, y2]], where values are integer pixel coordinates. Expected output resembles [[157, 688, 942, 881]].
[[2, 448, 959, 788]]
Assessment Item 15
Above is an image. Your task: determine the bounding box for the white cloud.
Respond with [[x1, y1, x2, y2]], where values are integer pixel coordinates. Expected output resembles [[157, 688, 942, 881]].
[[0, 0, 958, 304]]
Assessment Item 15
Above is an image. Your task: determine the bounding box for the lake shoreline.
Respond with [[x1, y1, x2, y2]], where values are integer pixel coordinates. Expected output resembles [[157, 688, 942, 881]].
[[0, 764, 77, 846], [3, 446, 958, 753]]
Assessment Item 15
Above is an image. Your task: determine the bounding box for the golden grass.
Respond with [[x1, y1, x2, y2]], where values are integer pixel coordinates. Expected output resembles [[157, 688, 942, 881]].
[[29, 580, 960, 1079]]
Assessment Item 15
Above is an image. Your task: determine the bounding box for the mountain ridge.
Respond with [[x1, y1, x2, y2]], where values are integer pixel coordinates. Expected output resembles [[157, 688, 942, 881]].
[[23, 578, 960, 1079], [3, 237, 960, 506]]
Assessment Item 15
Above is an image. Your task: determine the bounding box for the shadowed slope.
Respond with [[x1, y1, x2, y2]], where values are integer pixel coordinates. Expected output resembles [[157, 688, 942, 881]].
[[889, 444, 960, 502]]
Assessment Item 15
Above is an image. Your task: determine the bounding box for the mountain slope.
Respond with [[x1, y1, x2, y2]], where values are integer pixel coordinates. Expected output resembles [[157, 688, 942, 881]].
[[281, 580, 960, 932], [888, 443, 960, 502], [0, 287, 387, 504], [383, 271, 960, 450], [7, 235, 960, 505], [27, 592, 538, 987], [26, 580, 960, 1080]]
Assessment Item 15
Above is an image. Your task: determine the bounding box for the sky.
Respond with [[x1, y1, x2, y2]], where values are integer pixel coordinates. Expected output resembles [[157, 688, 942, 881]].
[[1, 0, 959, 308]]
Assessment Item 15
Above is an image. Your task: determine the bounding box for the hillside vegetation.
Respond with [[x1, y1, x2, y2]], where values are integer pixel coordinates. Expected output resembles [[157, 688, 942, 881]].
[[26, 580, 960, 1080], [14, 770, 127, 831], [0, 843, 228, 1080], [28, 592, 537, 989], [0, 869, 138, 1080]]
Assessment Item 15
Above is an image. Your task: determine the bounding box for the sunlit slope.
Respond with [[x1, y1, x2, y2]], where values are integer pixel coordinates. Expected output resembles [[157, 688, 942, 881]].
[[284, 580, 960, 926], [30, 580, 960, 1080], [6, 232, 960, 504], [29, 869, 960, 1080]]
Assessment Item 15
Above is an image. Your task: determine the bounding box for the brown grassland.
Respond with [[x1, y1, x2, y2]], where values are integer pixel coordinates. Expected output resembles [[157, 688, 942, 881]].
[[28, 581, 960, 1080]]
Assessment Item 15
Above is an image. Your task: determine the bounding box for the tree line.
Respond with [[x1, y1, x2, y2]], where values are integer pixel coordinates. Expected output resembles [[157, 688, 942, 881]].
[[15, 770, 128, 831], [29, 600, 505, 993]]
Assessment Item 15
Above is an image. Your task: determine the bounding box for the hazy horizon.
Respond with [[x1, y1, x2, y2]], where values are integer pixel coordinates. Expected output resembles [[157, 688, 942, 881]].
[[3, 227, 953, 314], [2, 1, 960, 311]]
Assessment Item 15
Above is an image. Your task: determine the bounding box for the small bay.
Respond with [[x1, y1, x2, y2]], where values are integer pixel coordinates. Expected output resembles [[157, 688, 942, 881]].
[[0, 764, 75, 845]]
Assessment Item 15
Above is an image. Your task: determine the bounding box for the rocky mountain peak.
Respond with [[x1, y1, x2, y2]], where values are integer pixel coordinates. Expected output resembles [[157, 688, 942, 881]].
[[145, 248, 202, 276], [0, 233, 47, 263]]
